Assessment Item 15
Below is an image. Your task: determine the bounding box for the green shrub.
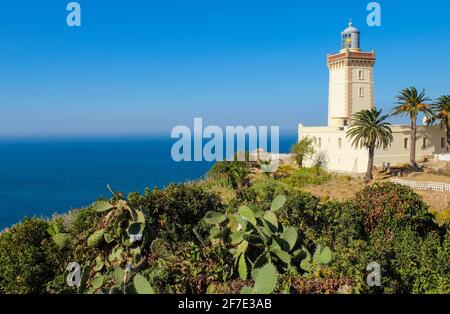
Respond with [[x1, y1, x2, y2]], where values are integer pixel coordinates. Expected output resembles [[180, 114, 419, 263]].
[[363, 227, 450, 294], [144, 241, 234, 294], [68, 207, 102, 238], [277, 190, 363, 247], [277, 190, 322, 242], [129, 184, 224, 242], [0, 218, 69, 294], [249, 178, 293, 203], [208, 155, 252, 189], [281, 167, 331, 188]]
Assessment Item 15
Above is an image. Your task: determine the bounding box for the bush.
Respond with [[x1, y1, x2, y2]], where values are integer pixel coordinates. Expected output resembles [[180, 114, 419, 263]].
[[362, 227, 450, 294], [208, 155, 252, 189], [129, 184, 224, 242], [274, 164, 296, 179], [281, 167, 331, 188], [277, 190, 363, 247], [249, 178, 293, 204], [353, 182, 436, 236], [68, 207, 102, 238], [145, 242, 234, 294], [277, 190, 322, 241], [0, 218, 69, 293]]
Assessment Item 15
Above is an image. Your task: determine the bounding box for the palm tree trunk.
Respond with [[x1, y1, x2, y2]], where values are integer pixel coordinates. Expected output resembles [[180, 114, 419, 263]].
[[410, 117, 417, 167], [447, 123, 450, 152], [365, 145, 375, 182]]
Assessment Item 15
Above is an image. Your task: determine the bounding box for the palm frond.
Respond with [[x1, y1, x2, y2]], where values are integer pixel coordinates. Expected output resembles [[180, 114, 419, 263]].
[[347, 108, 393, 150]]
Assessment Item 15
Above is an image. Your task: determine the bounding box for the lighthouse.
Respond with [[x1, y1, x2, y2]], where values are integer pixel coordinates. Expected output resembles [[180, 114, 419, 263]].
[[327, 22, 376, 127]]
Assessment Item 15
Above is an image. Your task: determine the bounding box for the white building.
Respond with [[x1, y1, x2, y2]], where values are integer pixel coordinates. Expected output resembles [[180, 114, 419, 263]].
[[299, 22, 447, 174]]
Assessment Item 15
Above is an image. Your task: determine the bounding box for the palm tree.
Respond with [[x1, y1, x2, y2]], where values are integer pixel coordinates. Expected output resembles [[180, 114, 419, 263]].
[[391, 87, 432, 167], [431, 95, 450, 151], [347, 108, 393, 182]]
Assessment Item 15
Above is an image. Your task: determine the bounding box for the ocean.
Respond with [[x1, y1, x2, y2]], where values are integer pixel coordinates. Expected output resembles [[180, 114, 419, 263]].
[[0, 135, 296, 229]]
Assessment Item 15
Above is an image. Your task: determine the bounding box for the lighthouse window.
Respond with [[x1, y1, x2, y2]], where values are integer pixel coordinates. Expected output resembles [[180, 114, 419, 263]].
[[342, 34, 351, 48], [442, 137, 446, 149], [422, 138, 428, 149], [358, 70, 364, 80], [359, 87, 365, 97], [404, 138, 408, 149]]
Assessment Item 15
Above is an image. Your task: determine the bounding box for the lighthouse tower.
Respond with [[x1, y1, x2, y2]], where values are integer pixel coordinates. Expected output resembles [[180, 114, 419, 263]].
[[327, 22, 376, 127]]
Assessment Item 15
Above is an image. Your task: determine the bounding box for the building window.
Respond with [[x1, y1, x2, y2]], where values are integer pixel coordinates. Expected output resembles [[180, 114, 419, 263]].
[[404, 138, 408, 149], [383, 142, 389, 150], [338, 138, 342, 149], [422, 138, 428, 149], [358, 70, 364, 80], [442, 137, 446, 149], [318, 137, 322, 148], [359, 87, 364, 97]]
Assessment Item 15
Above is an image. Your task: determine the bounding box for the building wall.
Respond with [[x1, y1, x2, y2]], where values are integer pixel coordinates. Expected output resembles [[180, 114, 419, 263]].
[[328, 66, 347, 126], [349, 66, 374, 115], [374, 125, 447, 166], [298, 124, 447, 174], [298, 125, 369, 174]]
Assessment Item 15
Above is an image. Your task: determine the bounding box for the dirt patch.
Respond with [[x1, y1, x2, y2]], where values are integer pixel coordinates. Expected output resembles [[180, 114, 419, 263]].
[[303, 172, 450, 212], [403, 172, 450, 184], [415, 190, 450, 212]]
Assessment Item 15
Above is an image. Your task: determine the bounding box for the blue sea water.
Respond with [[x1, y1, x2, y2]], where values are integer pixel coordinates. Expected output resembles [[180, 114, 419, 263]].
[[0, 135, 296, 229]]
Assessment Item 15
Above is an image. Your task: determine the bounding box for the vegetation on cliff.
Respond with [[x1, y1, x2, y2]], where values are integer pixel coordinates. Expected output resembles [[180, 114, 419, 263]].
[[0, 162, 449, 294]]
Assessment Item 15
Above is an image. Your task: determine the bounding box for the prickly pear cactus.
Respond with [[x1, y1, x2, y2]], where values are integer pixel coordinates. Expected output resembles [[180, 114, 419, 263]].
[[241, 263, 278, 294], [204, 195, 302, 280], [74, 185, 156, 294], [47, 221, 71, 249], [300, 244, 333, 273]]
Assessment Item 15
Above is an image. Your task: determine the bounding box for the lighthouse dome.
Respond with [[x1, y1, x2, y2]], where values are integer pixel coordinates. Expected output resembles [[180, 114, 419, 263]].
[[341, 21, 360, 51], [341, 22, 360, 34]]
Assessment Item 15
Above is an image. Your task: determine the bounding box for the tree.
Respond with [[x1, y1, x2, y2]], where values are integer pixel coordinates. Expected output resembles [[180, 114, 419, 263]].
[[391, 87, 432, 167], [431, 95, 450, 151], [291, 137, 315, 168], [347, 108, 393, 182]]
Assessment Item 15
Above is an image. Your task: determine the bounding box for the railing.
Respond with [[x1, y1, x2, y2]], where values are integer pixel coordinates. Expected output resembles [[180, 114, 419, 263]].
[[390, 178, 450, 192]]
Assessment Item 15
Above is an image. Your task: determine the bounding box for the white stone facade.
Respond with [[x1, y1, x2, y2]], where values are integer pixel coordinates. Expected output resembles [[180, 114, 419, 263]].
[[299, 125, 447, 174]]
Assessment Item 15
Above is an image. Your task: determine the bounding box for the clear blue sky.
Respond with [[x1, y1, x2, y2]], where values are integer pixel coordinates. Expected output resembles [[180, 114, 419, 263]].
[[0, 0, 449, 137]]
